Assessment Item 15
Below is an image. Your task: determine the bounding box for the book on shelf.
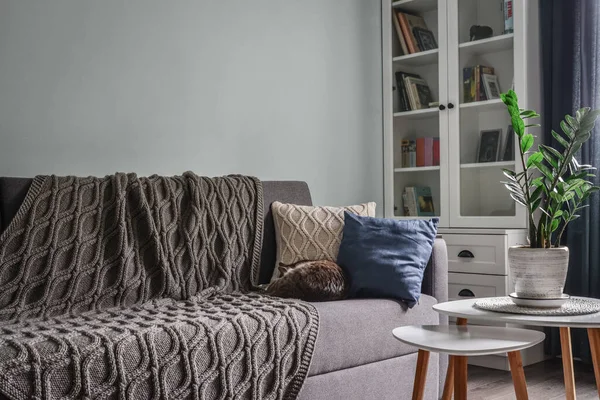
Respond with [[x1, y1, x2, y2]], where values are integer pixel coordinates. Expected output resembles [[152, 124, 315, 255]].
[[402, 186, 435, 217], [392, 12, 408, 55], [503, 0, 514, 34], [463, 65, 495, 103], [401, 139, 417, 168], [405, 76, 434, 110], [401, 137, 438, 168], [395, 71, 419, 111], [395, 11, 437, 54], [433, 138, 440, 166]]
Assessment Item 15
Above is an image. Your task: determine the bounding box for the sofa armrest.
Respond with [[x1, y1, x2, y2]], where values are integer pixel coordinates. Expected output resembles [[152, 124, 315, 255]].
[[421, 237, 448, 306]]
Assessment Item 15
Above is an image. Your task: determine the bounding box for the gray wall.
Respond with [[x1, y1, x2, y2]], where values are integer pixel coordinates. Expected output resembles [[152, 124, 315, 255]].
[[0, 0, 383, 208]]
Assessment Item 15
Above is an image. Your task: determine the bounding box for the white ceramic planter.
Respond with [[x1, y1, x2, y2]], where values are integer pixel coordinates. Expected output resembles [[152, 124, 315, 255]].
[[508, 246, 569, 298]]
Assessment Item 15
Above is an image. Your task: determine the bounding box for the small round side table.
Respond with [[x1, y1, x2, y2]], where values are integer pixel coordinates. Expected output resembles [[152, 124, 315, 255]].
[[392, 325, 545, 400], [434, 297, 600, 400]]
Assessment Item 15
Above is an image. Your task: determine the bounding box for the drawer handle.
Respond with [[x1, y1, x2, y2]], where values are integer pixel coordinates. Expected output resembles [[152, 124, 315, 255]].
[[458, 250, 474, 258], [458, 289, 475, 297]]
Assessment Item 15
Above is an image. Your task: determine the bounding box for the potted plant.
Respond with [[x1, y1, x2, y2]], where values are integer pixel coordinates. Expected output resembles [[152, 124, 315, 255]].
[[501, 90, 600, 298]]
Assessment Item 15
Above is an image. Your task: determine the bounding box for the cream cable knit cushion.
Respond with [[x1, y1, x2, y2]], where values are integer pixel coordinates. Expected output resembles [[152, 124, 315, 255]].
[[270, 201, 376, 281]]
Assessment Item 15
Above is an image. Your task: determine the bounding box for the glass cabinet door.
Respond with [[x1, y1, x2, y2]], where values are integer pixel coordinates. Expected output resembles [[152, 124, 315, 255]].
[[447, 0, 526, 228], [389, 0, 449, 227]]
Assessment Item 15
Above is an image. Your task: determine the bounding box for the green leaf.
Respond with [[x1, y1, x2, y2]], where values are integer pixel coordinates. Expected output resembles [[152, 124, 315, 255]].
[[551, 218, 560, 232], [526, 152, 543, 168], [520, 134, 534, 153], [531, 176, 545, 187], [551, 130, 570, 148], [560, 120, 575, 139], [533, 160, 554, 181], [520, 110, 540, 119]]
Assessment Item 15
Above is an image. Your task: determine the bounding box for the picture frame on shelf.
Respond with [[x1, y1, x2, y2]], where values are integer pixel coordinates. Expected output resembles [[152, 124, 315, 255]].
[[413, 27, 437, 51], [482, 74, 501, 99], [476, 129, 502, 163], [502, 125, 515, 161]]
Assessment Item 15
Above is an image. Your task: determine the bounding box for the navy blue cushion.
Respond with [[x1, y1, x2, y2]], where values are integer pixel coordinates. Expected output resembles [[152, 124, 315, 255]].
[[337, 212, 439, 308]]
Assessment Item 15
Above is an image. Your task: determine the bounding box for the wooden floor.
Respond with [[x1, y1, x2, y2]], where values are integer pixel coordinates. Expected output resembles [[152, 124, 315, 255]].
[[467, 358, 598, 399]]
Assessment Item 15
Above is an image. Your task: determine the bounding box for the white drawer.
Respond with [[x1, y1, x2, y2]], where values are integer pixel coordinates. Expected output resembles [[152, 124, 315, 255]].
[[444, 234, 507, 275], [448, 272, 508, 300]]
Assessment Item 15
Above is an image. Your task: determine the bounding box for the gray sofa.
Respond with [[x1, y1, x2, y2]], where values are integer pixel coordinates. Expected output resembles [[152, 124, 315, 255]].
[[0, 178, 449, 400]]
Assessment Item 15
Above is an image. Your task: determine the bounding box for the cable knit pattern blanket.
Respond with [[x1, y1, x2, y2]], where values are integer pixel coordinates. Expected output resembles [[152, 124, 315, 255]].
[[0, 173, 318, 400]]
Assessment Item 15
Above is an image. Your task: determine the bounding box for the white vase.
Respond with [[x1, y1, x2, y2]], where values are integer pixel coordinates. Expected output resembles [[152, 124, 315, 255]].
[[508, 246, 569, 298]]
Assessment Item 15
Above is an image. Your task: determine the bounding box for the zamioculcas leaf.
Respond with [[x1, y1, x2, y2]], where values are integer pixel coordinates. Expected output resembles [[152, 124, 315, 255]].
[[552, 129, 570, 148], [520, 134, 534, 153], [560, 120, 575, 138], [551, 218, 560, 232]]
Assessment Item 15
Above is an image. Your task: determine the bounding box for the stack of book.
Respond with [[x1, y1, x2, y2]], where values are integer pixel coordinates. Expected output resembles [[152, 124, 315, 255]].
[[401, 138, 440, 168], [463, 65, 501, 103], [402, 186, 436, 217], [395, 71, 434, 111], [393, 11, 438, 55]]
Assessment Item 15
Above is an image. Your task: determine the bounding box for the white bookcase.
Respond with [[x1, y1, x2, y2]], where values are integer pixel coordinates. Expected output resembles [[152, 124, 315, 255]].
[[382, 0, 544, 370]]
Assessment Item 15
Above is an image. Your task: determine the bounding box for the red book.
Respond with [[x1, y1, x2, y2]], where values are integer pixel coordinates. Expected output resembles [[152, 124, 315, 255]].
[[426, 137, 434, 166], [433, 138, 440, 166], [416, 138, 425, 167]]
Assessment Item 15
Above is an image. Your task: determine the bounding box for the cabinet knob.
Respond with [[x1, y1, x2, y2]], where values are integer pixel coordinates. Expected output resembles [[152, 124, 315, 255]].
[[457, 250, 474, 258], [438, 104, 446, 110], [448, 103, 455, 109], [458, 289, 475, 297]]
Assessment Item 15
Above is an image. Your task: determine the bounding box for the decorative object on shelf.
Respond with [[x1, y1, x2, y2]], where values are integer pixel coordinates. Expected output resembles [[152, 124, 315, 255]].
[[413, 27, 437, 51], [469, 25, 493, 41], [482, 73, 501, 99], [476, 129, 502, 163], [502, 125, 515, 161], [503, 0, 514, 34], [500, 89, 600, 298], [402, 186, 435, 217]]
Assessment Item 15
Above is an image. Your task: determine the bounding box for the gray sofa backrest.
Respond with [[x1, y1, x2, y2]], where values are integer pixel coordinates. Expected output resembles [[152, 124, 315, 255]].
[[0, 177, 442, 293]]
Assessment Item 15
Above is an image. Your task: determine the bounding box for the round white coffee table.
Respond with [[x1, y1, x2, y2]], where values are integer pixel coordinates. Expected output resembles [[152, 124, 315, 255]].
[[393, 325, 545, 400], [434, 297, 600, 400]]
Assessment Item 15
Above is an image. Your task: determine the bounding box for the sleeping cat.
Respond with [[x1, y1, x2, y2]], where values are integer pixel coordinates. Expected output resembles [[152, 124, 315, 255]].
[[266, 260, 348, 302]]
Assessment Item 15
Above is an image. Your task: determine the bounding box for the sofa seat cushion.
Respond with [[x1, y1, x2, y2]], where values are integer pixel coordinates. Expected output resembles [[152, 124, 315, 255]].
[[308, 295, 439, 376]]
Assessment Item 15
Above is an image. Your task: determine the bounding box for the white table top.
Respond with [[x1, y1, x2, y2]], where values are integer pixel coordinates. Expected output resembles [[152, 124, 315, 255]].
[[434, 297, 600, 328], [392, 325, 546, 356]]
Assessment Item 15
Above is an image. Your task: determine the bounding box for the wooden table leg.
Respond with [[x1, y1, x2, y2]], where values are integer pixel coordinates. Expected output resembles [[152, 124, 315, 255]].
[[587, 328, 600, 397], [508, 351, 528, 400], [441, 355, 455, 400], [454, 355, 468, 400], [442, 317, 468, 399], [560, 327, 576, 400], [412, 349, 430, 400]]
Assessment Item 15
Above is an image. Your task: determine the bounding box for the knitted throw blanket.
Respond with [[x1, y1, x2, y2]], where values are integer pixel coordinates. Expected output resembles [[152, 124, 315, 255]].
[[0, 174, 318, 400]]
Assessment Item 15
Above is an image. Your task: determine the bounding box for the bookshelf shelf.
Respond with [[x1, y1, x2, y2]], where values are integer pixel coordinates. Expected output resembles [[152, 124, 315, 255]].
[[459, 98, 505, 111], [393, 107, 439, 120], [393, 49, 438, 66], [394, 166, 440, 173], [459, 34, 514, 58], [391, 0, 438, 14], [460, 161, 515, 169]]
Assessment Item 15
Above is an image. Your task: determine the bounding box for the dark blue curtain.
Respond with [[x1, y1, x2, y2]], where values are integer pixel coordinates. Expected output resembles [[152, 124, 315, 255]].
[[541, 0, 600, 361]]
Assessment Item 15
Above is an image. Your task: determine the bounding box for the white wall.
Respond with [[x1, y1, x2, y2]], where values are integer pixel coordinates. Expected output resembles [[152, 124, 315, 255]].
[[0, 0, 383, 208]]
